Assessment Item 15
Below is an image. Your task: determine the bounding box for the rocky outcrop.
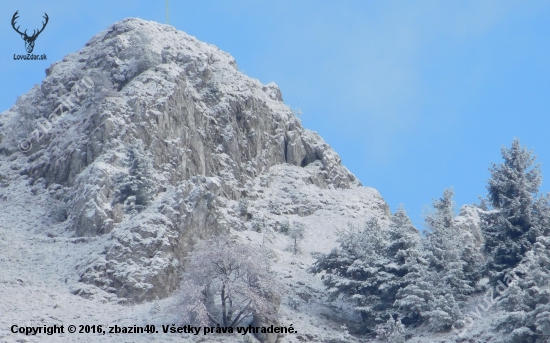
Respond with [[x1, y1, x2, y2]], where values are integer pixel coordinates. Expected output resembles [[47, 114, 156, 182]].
[[454, 204, 485, 246], [0, 18, 375, 302]]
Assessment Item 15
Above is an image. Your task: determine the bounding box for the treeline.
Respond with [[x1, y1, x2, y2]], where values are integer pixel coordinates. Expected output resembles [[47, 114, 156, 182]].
[[311, 138, 550, 342]]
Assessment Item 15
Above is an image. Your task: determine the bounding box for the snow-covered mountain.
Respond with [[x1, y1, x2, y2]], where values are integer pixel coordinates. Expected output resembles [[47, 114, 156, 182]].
[[0, 18, 505, 343], [0, 17, 389, 342]]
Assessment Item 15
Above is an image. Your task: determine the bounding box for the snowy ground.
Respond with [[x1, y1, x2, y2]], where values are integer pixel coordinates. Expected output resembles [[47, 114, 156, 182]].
[[0, 154, 390, 343], [0, 156, 512, 343], [0, 17, 512, 343]]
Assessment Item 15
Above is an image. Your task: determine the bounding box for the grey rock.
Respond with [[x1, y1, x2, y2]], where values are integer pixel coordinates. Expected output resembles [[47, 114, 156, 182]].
[[455, 204, 485, 246], [0, 18, 380, 302]]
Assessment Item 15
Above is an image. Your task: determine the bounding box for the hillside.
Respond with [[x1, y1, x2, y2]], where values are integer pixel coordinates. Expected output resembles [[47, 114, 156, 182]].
[[0, 18, 524, 343]]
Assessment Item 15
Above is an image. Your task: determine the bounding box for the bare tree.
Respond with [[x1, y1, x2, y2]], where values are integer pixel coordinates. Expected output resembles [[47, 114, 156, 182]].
[[288, 222, 305, 255], [176, 237, 283, 328]]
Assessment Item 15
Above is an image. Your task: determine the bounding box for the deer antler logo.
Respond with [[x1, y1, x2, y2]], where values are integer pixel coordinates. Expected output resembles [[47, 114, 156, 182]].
[[11, 11, 49, 54]]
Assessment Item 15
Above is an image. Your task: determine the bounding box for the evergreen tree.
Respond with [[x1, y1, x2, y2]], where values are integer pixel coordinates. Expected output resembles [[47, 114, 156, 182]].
[[395, 189, 482, 331], [384, 206, 427, 325], [482, 138, 543, 283], [311, 209, 425, 330], [423, 188, 475, 301], [424, 291, 461, 332], [114, 142, 156, 211], [393, 254, 434, 326], [496, 236, 550, 342], [310, 218, 391, 328]]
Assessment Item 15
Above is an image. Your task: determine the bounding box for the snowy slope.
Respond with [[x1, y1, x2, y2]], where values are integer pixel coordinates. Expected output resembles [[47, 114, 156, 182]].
[[0, 17, 385, 343]]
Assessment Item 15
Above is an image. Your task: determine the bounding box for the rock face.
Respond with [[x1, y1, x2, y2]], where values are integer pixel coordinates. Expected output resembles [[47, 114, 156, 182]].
[[0, 18, 380, 302], [454, 205, 485, 246]]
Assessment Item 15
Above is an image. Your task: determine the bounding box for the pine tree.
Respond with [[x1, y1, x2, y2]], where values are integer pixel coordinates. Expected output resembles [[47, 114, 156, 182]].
[[385, 206, 422, 270], [311, 209, 426, 330], [482, 138, 543, 283], [310, 218, 390, 328], [396, 188, 485, 332], [114, 142, 156, 211], [423, 188, 475, 301], [384, 206, 426, 325], [496, 236, 550, 342], [425, 291, 461, 332], [393, 257, 434, 326]]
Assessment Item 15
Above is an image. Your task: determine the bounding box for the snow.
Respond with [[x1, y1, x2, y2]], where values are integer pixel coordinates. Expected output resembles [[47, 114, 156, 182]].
[[0, 17, 522, 343]]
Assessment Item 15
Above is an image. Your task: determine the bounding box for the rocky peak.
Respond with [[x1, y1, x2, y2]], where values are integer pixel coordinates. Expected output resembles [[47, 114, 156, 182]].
[[0, 18, 379, 302]]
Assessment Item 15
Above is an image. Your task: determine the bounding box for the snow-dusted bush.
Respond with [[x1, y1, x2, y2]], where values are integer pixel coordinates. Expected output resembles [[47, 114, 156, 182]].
[[238, 198, 249, 216], [375, 317, 405, 343], [336, 324, 354, 342], [268, 200, 283, 215], [251, 217, 265, 233], [176, 237, 283, 327], [47, 199, 69, 222], [278, 219, 291, 234], [262, 226, 275, 246], [113, 142, 156, 212], [287, 296, 301, 310]]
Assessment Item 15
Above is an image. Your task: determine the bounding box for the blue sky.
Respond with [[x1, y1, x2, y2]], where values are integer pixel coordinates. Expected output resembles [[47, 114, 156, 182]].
[[2, 1, 550, 229]]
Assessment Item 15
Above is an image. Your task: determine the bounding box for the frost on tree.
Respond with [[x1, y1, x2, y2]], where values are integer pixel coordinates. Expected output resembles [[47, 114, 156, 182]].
[[176, 237, 283, 328], [423, 188, 477, 301], [311, 211, 425, 331], [495, 236, 550, 342], [395, 189, 483, 332], [375, 317, 406, 343], [482, 138, 547, 284], [310, 218, 390, 329], [389, 206, 433, 326], [113, 141, 156, 212]]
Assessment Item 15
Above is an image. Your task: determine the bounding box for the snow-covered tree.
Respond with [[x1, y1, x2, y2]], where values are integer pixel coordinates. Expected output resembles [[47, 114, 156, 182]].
[[376, 317, 406, 343], [337, 324, 355, 342], [423, 188, 475, 301], [424, 291, 462, 332], [482, 138, 543, 283], [310, 218, 390, 328], [288, 222, 305, 255], [176, 237, 283, 328], [113, 142, 156, 212], [395, 189, 481, 331], [496, 236, 550, 342], [312, 194, 479, 333], [311, 211, 426, 330], [383, 206, 428, 325], [393, 261, 433, 324]]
